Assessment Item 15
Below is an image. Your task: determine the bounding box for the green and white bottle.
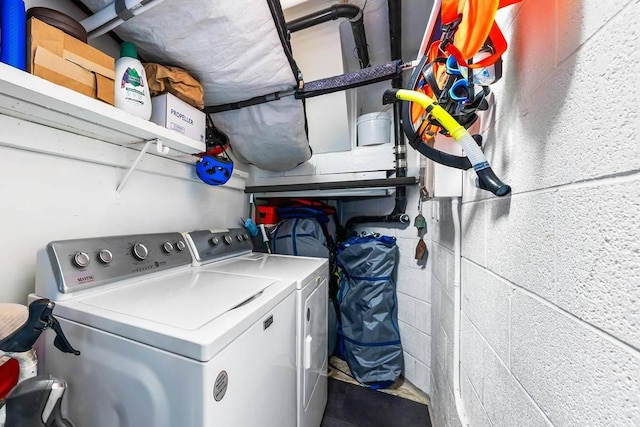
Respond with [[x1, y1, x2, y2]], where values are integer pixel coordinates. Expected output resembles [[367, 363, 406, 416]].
[[114, 41, 152, 120]]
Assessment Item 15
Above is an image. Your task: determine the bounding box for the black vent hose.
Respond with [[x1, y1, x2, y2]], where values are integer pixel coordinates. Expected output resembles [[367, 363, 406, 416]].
[[287, 4, 371, 68]]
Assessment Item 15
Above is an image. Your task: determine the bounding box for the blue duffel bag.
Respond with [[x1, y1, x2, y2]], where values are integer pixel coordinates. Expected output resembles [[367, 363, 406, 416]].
[[336, 234, 403, 389]]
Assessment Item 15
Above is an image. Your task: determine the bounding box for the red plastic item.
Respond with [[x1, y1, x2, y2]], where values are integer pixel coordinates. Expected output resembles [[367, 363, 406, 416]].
[[256, 205, 279, 224], [0, 357, 19, 399]]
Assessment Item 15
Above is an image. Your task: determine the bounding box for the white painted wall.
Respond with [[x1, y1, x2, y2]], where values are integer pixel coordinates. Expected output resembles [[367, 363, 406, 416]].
[[0, 117, 246, 304], [0, 1, 248, 305], [430, 1, 640, 426], [341, 186, 433, 394]]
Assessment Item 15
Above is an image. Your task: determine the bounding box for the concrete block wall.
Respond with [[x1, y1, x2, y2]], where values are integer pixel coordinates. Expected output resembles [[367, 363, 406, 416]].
[[430, 1, 640, 426], [341, 186, 433, 394]]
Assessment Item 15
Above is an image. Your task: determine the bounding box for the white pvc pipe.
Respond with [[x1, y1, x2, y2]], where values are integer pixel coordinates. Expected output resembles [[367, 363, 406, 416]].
[[451, 197, 470, 426], [81, 0, 168, 38], [81, 0, 141, 32], [12, 350, 38, 382]]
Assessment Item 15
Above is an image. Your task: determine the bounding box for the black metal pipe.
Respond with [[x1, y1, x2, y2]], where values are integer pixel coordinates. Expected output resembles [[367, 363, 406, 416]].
[[287, 4, 370, 68], [343, 0, 407, 237], [349, 11, 370, 68], [388, 0, 406, 215], [388, 0, 402, 74], [345, 212, 410, 231], [245, 176, 417, 194]]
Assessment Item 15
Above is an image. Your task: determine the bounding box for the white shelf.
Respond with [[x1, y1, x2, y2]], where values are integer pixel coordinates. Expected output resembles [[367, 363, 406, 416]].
[[0, 62, 205, 155]]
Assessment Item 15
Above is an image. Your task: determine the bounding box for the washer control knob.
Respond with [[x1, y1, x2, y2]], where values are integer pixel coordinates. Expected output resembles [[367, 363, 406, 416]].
[[73, 252, 90, 268], [223, 235, 233, 245], [98, 249, 113, 264], [132, 243, 149, 260], [162, 242, 174, 253], [176, 240, 186, 251], [210, 237, 220, 246], [242, 234, 249, 241], [236, 234, 244, 241]]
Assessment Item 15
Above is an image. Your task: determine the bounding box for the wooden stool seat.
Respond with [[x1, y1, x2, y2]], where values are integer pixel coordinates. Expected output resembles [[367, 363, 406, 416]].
[[0, 303, 29, 341]]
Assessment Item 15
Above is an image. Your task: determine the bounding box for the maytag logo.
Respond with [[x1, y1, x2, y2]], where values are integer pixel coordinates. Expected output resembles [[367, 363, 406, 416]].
[[170, 108, 194, 125], [77, 274, 95, 283]]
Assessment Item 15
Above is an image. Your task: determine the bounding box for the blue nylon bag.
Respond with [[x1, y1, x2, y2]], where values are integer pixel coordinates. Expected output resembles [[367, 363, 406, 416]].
[[337, 234, 403, 389], [271, 217, 329, 258]]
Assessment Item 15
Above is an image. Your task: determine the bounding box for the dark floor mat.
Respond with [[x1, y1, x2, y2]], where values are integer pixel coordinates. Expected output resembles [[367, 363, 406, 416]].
[[321, 378, 432, 427]]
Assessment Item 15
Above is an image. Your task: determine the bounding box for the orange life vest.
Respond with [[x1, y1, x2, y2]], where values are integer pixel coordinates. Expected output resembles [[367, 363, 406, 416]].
[[411, 0, 522, 135]]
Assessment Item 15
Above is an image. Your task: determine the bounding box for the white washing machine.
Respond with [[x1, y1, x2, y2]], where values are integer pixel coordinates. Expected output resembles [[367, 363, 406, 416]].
[[185, 229, 328, 427], [32, 232, 297, 427]]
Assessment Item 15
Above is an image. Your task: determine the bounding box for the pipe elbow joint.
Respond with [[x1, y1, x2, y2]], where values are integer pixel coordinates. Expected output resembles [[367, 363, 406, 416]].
[[385, 213, 410, 224]]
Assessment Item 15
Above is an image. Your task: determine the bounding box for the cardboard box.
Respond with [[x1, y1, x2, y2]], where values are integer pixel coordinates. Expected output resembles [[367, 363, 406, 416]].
[[150, 93, 206, 142], [27, 18, 115, 105]]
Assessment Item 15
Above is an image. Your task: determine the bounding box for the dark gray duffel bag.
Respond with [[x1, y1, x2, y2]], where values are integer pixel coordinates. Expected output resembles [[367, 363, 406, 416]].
[[271, 217, 329, 258], [337, 234, 403, 389]]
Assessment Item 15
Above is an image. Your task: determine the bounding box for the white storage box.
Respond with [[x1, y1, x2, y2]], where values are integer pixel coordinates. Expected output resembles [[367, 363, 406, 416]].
[[150, 93, 206, 143]]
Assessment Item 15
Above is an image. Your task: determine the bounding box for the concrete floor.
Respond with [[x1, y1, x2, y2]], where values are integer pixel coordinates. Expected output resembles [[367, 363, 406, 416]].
[[327, 356, 430, 406]]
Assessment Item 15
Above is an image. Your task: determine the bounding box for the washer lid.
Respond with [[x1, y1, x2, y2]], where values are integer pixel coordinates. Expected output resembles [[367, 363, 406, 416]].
[[202, 253, 326, 287], [42, 269, 296, 361], [79, 270, 275, 330]]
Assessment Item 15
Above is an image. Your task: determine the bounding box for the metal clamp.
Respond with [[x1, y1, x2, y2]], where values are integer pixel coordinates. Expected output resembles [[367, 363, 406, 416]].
[[115, 0, 136, 21]]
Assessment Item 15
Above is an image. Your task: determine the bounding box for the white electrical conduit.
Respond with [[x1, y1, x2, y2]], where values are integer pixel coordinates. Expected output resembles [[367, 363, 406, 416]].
[[80, 0, 168, 39], [451, 197, 470, 426]]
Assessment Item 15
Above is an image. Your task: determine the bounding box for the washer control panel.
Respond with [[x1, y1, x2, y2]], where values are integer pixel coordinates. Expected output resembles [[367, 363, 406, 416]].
[[46, 232, 193, 294], [187, 228, 253, 263]]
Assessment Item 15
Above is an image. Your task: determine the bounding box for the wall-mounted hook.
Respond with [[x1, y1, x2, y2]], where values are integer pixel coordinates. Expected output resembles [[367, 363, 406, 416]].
[[155, 140, 170, 155]]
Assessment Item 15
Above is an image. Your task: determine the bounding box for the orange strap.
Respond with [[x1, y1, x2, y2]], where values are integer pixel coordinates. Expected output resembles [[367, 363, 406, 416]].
[[444, 21, 507, 69], [410, 0, 521, 136], [439, 0, 519, 67], [440, 0, 461, 26]]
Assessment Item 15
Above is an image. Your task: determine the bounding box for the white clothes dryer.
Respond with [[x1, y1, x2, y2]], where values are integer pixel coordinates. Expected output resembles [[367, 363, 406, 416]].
[[185, 229, 328, 427], [32, 232, 297, 427]]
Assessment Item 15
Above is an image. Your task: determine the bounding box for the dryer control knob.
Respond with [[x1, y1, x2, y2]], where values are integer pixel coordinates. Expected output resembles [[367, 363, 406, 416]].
[[242, 234, 249, 241], [132, 243, 149, 260], [162, 242, 174, 253], [223, 235, 233, 245], [98, 249, 113, 264], [236, 234, 244, 242], [176, 240, 186, 251], [73, 251, 90, 268], [210, 237, 220, 246]]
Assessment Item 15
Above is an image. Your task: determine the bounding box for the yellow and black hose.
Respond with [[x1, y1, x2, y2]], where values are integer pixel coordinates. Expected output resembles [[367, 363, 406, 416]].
[[383, 88, 511, 197]]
